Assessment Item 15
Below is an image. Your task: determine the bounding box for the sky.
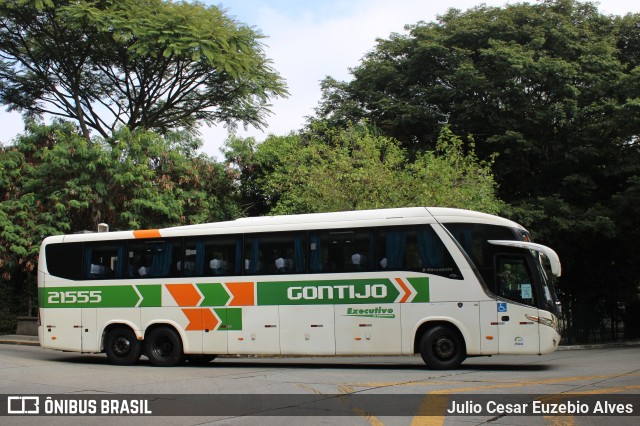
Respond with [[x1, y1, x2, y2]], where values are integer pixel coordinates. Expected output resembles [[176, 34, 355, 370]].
[[1, 0, 639, 160]]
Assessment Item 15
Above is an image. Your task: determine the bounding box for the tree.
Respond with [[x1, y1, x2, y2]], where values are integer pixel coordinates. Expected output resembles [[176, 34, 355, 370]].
[[224, 123, 503, 216], [0, 120, 239, 330], [314, 0, 640, 342], [0, 0, 287, 140]]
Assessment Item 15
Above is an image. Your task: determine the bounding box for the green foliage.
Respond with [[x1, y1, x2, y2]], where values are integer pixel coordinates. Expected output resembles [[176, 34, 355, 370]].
[[225, 123, 503, 216], [0, 0, 287, 139], [0, 121, 239, 316]]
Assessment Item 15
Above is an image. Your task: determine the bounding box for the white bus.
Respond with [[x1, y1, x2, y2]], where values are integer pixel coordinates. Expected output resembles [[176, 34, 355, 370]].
[[38, 207, 562, 369]]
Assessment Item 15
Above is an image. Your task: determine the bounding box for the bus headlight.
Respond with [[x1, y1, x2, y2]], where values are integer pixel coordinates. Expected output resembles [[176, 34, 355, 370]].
[[525, 314, 558, 330]]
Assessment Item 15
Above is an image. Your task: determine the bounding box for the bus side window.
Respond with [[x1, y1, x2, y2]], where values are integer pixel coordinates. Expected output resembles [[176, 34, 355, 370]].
[[84, 242, 126, 280], [376, 225, 462, 279], [327, 229, 374, 273], [245, 233, 306, 275], [46, 242, 83, 280], [128, 240, 180, 278], [182, 237, 242, 277], [205, 236, 241, 276]]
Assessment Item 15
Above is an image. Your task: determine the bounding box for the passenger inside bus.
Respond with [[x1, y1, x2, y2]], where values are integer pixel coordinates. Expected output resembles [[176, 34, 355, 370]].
[[351, 253, 364, 270], [177, 255, 196, 275], [210, 257, 227, 275]]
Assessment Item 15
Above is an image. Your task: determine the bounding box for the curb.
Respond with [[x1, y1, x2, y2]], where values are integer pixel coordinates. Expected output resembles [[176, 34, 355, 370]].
[[0, 335, 40, 347], [556, 339, 640, 351]]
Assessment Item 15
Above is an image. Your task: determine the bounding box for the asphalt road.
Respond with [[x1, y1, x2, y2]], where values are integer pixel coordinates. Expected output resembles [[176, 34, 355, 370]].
[[0, 343, 639, 425]]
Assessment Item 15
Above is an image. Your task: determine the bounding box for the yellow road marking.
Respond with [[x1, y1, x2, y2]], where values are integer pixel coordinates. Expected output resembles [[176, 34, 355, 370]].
[[338, 385, 385, 426], [352, 373, 640, 426], [301, 372, 640, 425]]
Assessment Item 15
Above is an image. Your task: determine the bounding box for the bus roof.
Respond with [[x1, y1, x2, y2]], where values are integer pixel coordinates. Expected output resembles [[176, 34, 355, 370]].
[[42, 207, 525, 244]]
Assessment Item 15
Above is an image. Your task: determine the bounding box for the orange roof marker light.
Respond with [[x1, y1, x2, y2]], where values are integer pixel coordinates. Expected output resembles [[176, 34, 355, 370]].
[[133, 229, 161, 239]]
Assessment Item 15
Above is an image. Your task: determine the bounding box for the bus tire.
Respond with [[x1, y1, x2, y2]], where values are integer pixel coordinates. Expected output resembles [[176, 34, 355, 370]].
[[104, 327, 142, 366], [419, 325, 466, 369], [145, 326, 184, 367]]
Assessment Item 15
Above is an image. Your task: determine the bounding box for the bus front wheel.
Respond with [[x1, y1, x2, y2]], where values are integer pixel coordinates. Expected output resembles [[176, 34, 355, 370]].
[[419, 325, 466, 369], [145, 326, 184, 367], [105, 327, 142, 366]]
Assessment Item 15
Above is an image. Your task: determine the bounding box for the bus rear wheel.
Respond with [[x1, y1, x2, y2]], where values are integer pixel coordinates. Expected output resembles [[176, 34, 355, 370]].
[[419, 325, 466, 369], [105, 327, 142, 366], [145, 326, 184, 367]]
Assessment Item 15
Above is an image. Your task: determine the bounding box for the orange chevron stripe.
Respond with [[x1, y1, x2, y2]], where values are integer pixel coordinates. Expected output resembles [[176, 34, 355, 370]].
[[226, 282, 254, 306], [181, 308, 219, 331], [166, 283, 201, 307], [201, 308, 219, 331], [395, 277, 411, 303], [133, 229, 161, 239]]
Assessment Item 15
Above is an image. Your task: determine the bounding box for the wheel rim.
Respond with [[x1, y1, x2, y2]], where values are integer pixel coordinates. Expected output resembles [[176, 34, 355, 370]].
[[433, 336, 455, 361], [113, 336, 132, 357], [152, 336, 173, 359]]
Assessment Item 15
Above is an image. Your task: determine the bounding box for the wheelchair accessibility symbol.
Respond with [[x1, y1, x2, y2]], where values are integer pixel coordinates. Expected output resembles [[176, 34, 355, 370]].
[[497, 302, 508, 313]]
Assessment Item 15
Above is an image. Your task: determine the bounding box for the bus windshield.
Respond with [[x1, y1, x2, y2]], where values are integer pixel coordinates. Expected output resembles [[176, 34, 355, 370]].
[[534, 251, 561, 316], [444, 223, 561, 316]]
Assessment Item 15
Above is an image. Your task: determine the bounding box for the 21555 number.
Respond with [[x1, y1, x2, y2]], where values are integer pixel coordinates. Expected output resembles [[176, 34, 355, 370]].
[[47, 290, 102, 304]]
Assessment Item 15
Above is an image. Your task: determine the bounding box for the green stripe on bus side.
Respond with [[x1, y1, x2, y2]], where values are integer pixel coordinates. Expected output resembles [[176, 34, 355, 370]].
[[136, 284, 162, 307], [407, 277, 429, 302], [40, 277, 429, 308], [214, 307, 242, 330], [198, 283, 231, 307], [256, 278, 400, 305], [42, 285, 141, 308], [41, 284, 163, 308]]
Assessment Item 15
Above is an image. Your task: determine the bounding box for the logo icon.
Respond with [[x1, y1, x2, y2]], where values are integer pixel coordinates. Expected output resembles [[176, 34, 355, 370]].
[[497, 302, 508, 313], [7, 396, 40, 414], [345, 306, 395, 319]]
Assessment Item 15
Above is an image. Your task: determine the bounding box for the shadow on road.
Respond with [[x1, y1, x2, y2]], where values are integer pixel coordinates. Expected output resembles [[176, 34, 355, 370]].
[[48, 353, 555, 372]]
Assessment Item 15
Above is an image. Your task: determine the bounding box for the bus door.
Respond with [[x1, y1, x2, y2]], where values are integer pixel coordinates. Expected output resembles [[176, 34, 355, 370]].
[[479, 300, 500, 354], [81, 307, 98, 352], [202, 308, 229, 355], [495, 255, 540, 354]]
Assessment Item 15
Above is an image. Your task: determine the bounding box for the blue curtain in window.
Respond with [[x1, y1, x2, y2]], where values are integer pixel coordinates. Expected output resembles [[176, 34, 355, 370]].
[[451, 228, 473, 256], [417, 227, 443, 268], [234, 239, 242, 275], [84, 245, 93, 279], [150, 242, 173, 277], [368, 232, 375, 270], [196, 241, 205, 276], [115, 245, 126, 278], [386, 230, 406, 270], [294, 235, 305, 273], [248, 238, 260, 274], [151, 244, 161, 277], [309, 233, 322, 272]]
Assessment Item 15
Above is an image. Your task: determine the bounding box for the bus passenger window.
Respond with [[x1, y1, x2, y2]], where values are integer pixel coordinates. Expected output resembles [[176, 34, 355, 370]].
[[45, 243, 84, 280], [324, 229, 374, 273], [182, 236, 241, 277], [84, 242, 126, 280], [244, 233, 306, 275], [128, 240, 180, 278], [377, 226, 462, 279]]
